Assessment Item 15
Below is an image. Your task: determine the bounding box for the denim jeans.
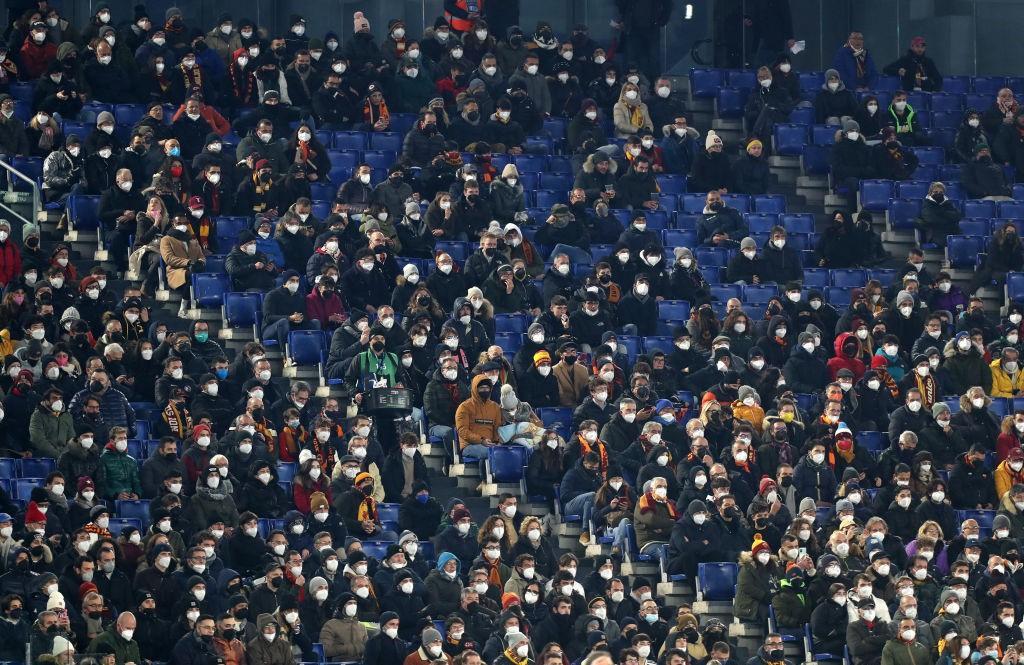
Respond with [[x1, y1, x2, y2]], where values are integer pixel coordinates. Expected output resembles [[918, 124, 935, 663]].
[[564, 491, 595, 528], [550, 243, 593, 266]]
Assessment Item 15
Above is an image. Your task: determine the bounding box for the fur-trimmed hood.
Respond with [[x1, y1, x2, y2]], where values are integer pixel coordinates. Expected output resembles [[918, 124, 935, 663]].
[[581, 153, 618, 175]]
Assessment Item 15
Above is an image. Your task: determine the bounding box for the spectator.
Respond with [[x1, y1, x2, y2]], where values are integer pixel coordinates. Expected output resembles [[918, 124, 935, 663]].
[[690, 131, 732, 193], [883, 37, 942, 92], [814, 69, 859, 125], [832, 32, 878, 91]]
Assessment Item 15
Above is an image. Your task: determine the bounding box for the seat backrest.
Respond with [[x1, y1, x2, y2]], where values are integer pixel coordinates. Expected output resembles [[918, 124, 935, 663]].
[[225, 292, 262, 328], [288, 330, 326, 365], [192, 273, 230, 307], [489, 446, 529, 483], [698, 562, 738, 600], [536, 407, 571, 430]]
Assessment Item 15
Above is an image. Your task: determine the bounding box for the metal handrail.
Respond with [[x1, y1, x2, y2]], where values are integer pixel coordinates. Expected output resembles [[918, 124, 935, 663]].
[[0, 158, 41, 228]]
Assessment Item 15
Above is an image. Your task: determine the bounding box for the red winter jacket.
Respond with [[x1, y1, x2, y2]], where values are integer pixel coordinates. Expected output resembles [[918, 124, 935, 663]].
[[0, 240, 22, 287], [305, 290, 347, 331], [18, 39, 57, 80], [826, 331, 866, 381]]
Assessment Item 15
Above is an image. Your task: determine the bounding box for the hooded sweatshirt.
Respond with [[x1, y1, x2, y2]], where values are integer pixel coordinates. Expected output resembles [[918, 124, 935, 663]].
[[454, 374, 502, 448]]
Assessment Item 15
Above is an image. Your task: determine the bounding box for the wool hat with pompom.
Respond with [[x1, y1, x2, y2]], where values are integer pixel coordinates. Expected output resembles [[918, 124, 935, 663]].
[[751, 533, 771, 556], [353, 12, 370, 32], [705, 130, 723, 150]]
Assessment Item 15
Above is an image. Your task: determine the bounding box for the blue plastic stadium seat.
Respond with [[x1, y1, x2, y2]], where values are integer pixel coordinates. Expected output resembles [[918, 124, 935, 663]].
[[495, 314, 528, 334], [333, 132, 367, 151], [869, 269, 898, 287], [780, 213, 814, 234], [964, 200, 997, 219], [715, 88, 746, 118], [831, 269, 868, 288], [488, 446, 529, 483], [494, 333, 523, 354], [743, 284, 777, 304], [958, 220, 989, 237], [214, 217, 249, 250], [856, 431, 885, 454], [746, 213, 778, 234], [657, 176, 687, 195], [543, 117, 567, 139], [363, 150, 396, 171], [276, 462, 297, 482], [14, 478, 42, 500], [1000, 202, 1024, 218], [929, 93, 963, 114], [378, 503, 400, 525], [434, 241, 468, 262], [973, 76, 1007, 95], [895, 181, 928, 200], [801, 144, 830, 175], [698, 562, 739, 601], [539, 173, 572, 191], [711, 284, 742, 300], [288, 331, 327, 366], [359, 541, 391, 560], [0, 459, 14, 478], [690, 69, 725, 98], [107, 518, 141, 536], [726, 70, 756, 89], [18, 458, 55, 478], [811, 124, 840, 145], [947, 236, 984, 268], [225, 293, 262, 330], [535, 190, 566, 208], [115, 499, 151, 527], [913, 147, 945, 165], [69, 195, 101, 231], [752, 195, 786, 214], [643, 336, 675, 355], [826, 286, 853, 306], [887, 199, 922, 230], [799, 72, 824, 91], [955, 509, 995, 530], [930, 112, 960, 130], [536, 408, 571, 431], [658, 300, 691, 321], [859, 180, 894, 211], [191, 273, 230, 308], [773, 124, 809, 156], [802, 268, 829, 288], [512, 155, 547, 173], [369, 132, 402, 152], [721, 194, 750, 212]]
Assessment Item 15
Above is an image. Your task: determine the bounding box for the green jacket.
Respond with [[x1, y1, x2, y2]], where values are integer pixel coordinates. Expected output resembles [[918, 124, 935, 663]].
[[771, 581, 811, 628], [28, 407, 75, 458], [97, 445, 141, 498], [880, 639, 930, 665], [88, 625, 141, 665], [733, 553, 780, 621]]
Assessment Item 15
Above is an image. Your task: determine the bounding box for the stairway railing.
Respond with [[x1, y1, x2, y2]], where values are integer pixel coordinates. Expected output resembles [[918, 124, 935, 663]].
[[0, 158, 41, 229]]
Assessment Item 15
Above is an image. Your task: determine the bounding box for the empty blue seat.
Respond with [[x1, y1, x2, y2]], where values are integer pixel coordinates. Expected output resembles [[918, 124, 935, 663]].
[[658, 300, 691, 321], [657, 175, 687, 195], [752, 195, 786, 214], [799, 71, 824, 91], [215, 217, 249, 249], [494, 333, 522, 354], [69, 195, 101, 231], [512, 155, 547, 173], [715, 88, 746, 118], [959, 220, 989, 237], [107, 518, 141, 536], [743, 284, 777, 304], [643, 336, 675, 355], [495, 314, 528, 333], [191, 273, 230, 308], [801, 144, 830, 175], [363, 150, 396, 171], [536, 407, 571, 431], [13, 478, 43, 500], [543, 117, 567, 139], [773, 124, 809, 156], [696, 247, 730, 267], [358, 540, 391, 560], [811, 124, 840, 145], [378, 503, 400, 524], [973, 76, 1007, 95], [333, 132, 367, 150], [826, 286, 853, 306], [802, 268, 829, 288], [780, 213, 815, 234], [859, 180, 894, 212], [288, 331, 327, 366], [115, 499, 151, 527], [710, 284, 742, 300], [539, 173, 572, 191], [895, 181, 928, 200], [721, 194, 750, 212], [369, 132, 402, 152], [831, 269, 868, 288], [663, 229, 697, 247], [698, 562, 739, 601], [535, 190, 566, 208], [690, 69, 726, 98], [947, 236, 985, 268], [1000, 201, 1024, 218], [487, 446, 529, 483], [746, 213, 779, 234], [964, 200, 997, 218], [929, 93, 963, 113], [887, 199, 922, 230], [944, 76, 970, 94], [0, 459, 14, 478], [857, 431, 886, 454], [225, 292, 262, 330], [930, 112, 961, 130], [17, 458, 55, 478], [868, 269, 898, 287], [276, 463, 297, 482], [913, 146, 945, 165]]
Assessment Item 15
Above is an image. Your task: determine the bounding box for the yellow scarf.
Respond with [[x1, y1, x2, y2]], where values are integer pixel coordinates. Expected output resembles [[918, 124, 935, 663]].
[[628, 105, 644, 128], [503, 648, 528, 665]]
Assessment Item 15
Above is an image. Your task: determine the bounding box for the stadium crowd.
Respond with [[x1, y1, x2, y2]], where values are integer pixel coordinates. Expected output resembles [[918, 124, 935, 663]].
[[0, 4, 1024, 665]]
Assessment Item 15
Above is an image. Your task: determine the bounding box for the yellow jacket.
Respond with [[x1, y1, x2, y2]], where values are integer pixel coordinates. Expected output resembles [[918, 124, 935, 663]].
[[989, 359, 1024, 398], [995, 458, 1024, 500]]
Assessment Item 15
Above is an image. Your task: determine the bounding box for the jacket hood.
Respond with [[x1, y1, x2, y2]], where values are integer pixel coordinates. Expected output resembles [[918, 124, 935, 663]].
[[436, 551, 460, 572], [582, 153, 617, 175], [618, 84, 642, 105], [833, 331, 861, 358], [662, 123, 700, 140], [255, 613, 278, 633], [217, 568, 240, 594], [469, 373, 492, 404], [823, 69, 845, 91]]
